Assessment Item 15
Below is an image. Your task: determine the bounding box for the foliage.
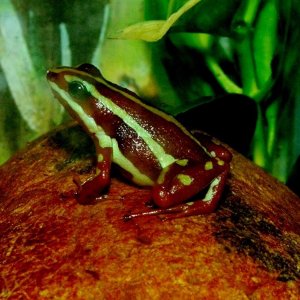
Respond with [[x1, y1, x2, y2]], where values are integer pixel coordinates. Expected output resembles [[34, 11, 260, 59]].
[[0, 0, 299, 188]]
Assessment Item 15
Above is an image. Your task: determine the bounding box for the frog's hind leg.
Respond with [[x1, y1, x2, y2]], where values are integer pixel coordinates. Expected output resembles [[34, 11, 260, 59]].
[[157, 169, 229, 220], [124, 160, 229, 221]]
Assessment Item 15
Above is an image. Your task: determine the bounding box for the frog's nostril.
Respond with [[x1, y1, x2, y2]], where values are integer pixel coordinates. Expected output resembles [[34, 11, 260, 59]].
[[46, 70, 56, 81]]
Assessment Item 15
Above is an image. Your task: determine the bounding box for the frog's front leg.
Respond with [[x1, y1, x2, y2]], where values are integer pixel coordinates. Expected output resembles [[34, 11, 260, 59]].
[[125, 158, 229, 220], [76, 144, 112, 204]]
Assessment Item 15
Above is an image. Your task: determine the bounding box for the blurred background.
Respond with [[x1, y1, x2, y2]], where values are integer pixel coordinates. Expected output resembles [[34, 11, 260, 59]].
[[0, 0, 299, 195]]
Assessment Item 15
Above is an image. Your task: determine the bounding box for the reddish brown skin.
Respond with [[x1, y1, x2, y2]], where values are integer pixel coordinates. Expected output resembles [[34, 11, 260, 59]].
[[47, 65, 232, 218]]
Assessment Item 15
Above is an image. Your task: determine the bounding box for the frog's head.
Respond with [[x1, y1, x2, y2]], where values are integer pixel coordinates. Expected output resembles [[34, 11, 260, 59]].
[[47, 63, 105, 123]]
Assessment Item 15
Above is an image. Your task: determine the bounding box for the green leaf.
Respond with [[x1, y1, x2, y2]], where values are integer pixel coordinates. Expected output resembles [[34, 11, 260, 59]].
[[0, 71, 35, 165], [0, 0, 63, 133], [111, 0, 202, 41], [101, 0, 182, 111]]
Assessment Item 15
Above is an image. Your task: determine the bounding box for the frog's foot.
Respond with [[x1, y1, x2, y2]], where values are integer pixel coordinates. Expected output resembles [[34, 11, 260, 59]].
[[124, 169, 229, 221], [73, 174, 110, 205]]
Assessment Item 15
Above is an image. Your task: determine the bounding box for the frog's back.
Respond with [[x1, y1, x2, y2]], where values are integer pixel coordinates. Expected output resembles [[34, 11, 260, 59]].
[[92, 80, 206, 161]]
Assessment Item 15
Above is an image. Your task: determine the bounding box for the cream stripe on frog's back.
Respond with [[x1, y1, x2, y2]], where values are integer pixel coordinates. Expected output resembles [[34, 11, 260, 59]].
[[49, 81, 154, 186], [64, 75, 177, 169]]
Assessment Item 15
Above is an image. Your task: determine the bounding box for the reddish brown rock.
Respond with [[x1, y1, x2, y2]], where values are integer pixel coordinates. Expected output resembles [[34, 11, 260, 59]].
[[0, 125, 299, 299]]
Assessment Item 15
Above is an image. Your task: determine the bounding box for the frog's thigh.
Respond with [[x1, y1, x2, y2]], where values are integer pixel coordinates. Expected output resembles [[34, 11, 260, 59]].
[[152, 159, 224, 209], [159, 169, 229, 219]]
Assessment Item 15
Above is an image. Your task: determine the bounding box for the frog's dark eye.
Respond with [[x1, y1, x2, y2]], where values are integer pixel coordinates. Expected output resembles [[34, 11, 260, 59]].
[[68, 81, 89, 100]]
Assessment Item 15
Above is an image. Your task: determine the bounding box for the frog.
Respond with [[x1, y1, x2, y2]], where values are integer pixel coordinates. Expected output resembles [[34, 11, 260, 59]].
[[47, 63, 232, 219]]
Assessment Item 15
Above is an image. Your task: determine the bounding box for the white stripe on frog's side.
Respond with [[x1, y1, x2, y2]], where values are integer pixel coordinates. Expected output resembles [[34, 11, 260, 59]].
[[48, 81, 154, 186], [49, 81, 110, 145], [111, 138, 154, 186], [64, 75, 177, 170]]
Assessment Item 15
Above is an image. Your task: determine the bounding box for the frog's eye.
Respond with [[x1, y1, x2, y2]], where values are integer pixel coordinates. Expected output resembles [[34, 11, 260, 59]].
[[68, 81, 89, 100]]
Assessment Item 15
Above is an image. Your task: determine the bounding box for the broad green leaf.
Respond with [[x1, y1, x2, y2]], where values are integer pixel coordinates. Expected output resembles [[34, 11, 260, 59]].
[[99, 0, 152, 84], [101, 0, 181, 110], [112, 0, 201, 42], [0, 0, 62, 133]]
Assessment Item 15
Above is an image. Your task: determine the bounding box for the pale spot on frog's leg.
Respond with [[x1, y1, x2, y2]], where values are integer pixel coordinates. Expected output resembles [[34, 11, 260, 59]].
[[204, 161, 214, 171], [176, 174, 194, 186], [176, 159, 189, 167], [217, 159, 225, 166], [210, 151, 216, 158], [97, 154, 104, 162], [157, 159, 189, 185]]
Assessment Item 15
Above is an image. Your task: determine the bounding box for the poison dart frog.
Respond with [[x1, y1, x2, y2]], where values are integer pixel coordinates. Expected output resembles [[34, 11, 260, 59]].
[[47, 63, 232, 219]]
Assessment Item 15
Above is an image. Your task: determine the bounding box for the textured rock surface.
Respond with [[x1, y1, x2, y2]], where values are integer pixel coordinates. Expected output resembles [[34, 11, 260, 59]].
[[0, 125, 299, 299]]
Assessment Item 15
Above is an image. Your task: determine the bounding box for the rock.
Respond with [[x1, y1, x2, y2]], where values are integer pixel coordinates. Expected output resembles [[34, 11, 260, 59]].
[[0, 124, 299, 299]]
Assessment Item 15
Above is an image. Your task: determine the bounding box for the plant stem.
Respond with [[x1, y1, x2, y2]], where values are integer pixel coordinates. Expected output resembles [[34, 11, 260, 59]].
[[232, 0, 261, 97], [232, 0, 261, 36], [252, 105, 268, 168], [253, 0, 278, 89], [235, 36, 259, 97], [266, 99, 279, 158], [205, 55, 242, 94]]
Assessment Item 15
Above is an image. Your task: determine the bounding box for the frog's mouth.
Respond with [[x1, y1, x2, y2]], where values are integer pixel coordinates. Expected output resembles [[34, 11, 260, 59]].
[[47, 69, 69, 90]]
